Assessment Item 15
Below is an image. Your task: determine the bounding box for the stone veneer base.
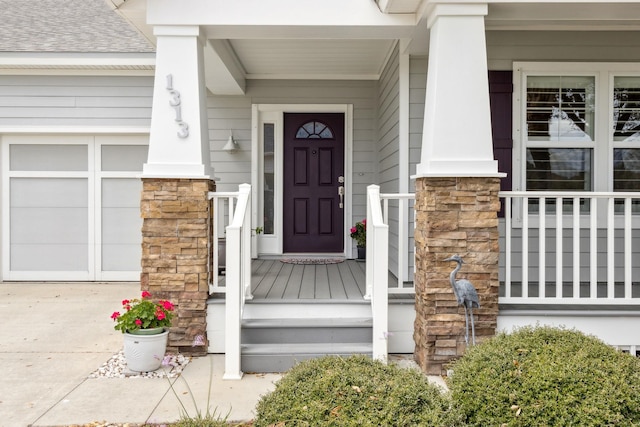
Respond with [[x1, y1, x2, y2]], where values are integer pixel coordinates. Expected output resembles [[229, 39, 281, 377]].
[[413, 177, 501, 375], [140, 178, 215, 357]]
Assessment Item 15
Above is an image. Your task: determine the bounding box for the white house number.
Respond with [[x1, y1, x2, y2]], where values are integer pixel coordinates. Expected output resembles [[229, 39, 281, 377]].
[[165, 74, 189, 138]]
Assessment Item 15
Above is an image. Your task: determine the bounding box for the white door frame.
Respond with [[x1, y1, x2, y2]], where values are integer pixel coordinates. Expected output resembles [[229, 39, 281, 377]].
[[251, 104, 353, 257]]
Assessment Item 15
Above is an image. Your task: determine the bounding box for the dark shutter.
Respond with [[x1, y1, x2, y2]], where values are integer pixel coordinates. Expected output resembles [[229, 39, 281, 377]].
[[489, 70, 513, 217]]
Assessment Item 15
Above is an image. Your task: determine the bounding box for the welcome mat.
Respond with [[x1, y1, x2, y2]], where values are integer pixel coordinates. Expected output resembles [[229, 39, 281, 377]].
[[280, 258, 345, 265]]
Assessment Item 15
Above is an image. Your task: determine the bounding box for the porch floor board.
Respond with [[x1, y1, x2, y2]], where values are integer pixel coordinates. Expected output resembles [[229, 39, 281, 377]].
[[216, 259, 408, 301], [250, 259, 369, 301]]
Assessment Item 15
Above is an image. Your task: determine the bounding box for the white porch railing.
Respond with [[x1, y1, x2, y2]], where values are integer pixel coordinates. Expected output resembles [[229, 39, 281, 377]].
[[380, 192, 416, 291], [209, 183, 252, 380], [365, 185, 389, 362], [500, 191, 640, 305]]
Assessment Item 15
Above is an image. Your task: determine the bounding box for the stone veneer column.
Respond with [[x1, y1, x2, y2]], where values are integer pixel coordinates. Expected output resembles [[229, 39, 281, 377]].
[[140, 178, 214, 356], [413, 177, 501, 375]]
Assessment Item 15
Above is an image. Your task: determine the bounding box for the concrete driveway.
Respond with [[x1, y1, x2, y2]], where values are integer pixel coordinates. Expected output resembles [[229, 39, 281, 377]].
[[0, 282, 280, 427]]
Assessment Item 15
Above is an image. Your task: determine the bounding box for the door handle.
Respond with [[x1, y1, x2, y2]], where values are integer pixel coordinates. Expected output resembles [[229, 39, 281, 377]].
[[338, 185, 344, 209]]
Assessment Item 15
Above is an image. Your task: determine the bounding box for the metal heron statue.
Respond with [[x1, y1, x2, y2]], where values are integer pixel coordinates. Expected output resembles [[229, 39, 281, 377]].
[[444, 254, 480, 345]]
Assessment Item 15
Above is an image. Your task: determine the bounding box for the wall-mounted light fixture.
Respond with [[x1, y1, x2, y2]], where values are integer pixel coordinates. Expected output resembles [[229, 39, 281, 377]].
[[222, 130, 239, 153]]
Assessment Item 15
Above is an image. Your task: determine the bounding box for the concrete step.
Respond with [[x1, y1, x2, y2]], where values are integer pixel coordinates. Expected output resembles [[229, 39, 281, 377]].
[[241, 317, 372, 344], [241, 343, 373, 373], [241, 317, 373, 372]]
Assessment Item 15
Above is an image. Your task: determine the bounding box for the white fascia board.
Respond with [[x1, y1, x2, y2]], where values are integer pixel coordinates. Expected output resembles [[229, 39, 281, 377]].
[[0, 126, 150, 134], [147, 0, 418, 27], [0, 54, 156, 70]]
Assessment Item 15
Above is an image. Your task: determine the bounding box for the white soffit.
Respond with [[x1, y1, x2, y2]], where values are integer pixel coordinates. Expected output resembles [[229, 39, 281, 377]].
[[229, 39, 397, 80]]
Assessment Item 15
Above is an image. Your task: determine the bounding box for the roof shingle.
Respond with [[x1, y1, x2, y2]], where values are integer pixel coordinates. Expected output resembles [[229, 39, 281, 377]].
[[0, 0, 154, 53]]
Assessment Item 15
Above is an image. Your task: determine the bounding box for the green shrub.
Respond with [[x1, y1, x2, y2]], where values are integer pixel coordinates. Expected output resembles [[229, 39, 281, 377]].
[[448, 326, 640, 426], [254, 355, 463, 426]]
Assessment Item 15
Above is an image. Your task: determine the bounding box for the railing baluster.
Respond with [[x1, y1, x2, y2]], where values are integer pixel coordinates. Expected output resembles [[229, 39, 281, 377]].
[[607, 197, 615, 298], [573, 197, 580, 299], [504, 196, 512, 298], [590, 197, 598, 298], [625, 198, 632, 299], [539, 197, 546, 298], [556, 196, 563, 298], [522, 197, 529, 298], [398, 198, 407, 284]]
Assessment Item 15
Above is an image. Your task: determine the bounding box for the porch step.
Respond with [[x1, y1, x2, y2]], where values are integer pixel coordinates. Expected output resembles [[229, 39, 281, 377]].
[[240, 316, 373, 373]]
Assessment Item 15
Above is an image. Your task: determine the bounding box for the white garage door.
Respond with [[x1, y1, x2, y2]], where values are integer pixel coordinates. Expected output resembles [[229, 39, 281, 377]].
[[1, 135, 148, 281]]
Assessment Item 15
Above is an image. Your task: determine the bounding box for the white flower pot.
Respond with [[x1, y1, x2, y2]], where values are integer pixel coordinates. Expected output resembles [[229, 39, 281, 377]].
[[123, 328, 169, 372]]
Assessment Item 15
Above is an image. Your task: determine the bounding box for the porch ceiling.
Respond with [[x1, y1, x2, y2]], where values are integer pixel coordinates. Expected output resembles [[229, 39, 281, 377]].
[[112, 0, 640, 95]]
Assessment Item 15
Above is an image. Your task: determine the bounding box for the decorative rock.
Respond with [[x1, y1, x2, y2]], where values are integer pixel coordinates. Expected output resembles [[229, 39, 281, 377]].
[[88, 350, 190, 379]]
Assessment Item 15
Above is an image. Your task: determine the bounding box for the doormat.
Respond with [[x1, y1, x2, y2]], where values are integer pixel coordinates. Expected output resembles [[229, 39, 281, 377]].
[[280, 258, 345, 265]]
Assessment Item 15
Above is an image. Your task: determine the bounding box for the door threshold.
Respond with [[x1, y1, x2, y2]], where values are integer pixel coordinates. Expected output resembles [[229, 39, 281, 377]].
[[260, 253, 346, 260]]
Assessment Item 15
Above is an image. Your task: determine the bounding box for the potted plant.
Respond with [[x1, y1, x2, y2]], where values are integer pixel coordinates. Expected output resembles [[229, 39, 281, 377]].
[[350, 219, 367, 260], [111, 291, 174, 372]]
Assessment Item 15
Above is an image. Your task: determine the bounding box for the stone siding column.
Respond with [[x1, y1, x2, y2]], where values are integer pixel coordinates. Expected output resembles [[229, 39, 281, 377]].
[[413, 177, 501, 375], [140, 178, 214, 356]]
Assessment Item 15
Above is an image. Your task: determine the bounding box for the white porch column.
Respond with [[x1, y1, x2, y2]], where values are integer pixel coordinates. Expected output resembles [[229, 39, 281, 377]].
[[143, 25, 211, 178], [415, 3, 497, 177], [413, 3, 504, 375]]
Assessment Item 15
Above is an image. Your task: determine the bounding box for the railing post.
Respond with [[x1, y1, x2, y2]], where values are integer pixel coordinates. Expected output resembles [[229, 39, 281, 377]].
[[364, 185, 378, 300], [222, 183, 251, 380], [240, 183, 253, 300], [366, 185, 389, 362], [223, 224, 243, 380], [371, 221, 389, 363]]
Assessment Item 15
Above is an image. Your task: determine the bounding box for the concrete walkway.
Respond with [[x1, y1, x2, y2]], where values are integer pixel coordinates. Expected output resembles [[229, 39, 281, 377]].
[[0, 282, 281, 426], [1, 282, 446, 427]]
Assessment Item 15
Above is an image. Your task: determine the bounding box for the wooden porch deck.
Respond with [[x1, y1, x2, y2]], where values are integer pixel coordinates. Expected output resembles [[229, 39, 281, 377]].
[[217, 258, 406, 301], [250, 259, 366, 300]]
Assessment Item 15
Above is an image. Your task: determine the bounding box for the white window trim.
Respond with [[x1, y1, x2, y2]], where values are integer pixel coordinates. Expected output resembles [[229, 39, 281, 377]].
[[513, 62, 640, 194], [251, 104, 354, 257]]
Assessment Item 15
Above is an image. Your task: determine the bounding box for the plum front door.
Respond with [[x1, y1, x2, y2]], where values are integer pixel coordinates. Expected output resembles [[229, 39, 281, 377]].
[[283, 113, 345, 253]]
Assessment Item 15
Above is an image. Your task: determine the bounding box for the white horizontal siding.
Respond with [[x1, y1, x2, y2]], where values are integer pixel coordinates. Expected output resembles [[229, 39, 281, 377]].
[[0, 75, 153, 127]]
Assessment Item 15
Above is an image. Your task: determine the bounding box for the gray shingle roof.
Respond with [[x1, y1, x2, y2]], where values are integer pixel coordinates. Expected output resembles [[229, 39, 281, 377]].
[[0, 0, 155, 53]]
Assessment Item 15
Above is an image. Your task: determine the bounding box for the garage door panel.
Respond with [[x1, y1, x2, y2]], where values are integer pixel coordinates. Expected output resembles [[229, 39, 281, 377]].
[[101, 145, 148, 171], [102, 244, 141, 271], [102, 207, 141, 244], [10, 144, 88, 171], [11, 245, 88, 271], [11, 207, 88, 244], [102, 179, 141, 208], [10, 178, 88, 208]]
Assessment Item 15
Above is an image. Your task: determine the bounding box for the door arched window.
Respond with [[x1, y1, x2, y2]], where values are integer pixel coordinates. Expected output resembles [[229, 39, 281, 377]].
[[295, 121, 334, 139]]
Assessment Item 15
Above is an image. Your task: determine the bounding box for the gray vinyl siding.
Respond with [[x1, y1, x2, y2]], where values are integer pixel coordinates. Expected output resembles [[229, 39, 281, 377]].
[[206, 79, 377, 245], [376, 44, 401, 276], [0, 76, 153, 127], [409, 57, 427, 186], [407, 56, 429, 282], [486, 31, 640, 68]]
